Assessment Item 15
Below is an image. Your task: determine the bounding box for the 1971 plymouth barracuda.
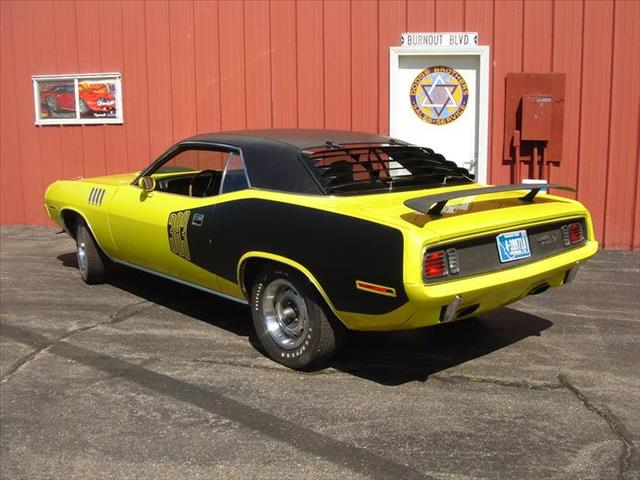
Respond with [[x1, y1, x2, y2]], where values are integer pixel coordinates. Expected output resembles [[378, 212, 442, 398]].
[[44, 130, 598, 369]]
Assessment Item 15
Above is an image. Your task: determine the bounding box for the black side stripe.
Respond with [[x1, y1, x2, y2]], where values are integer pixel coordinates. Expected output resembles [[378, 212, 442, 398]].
[[172, 199, 409, 315]]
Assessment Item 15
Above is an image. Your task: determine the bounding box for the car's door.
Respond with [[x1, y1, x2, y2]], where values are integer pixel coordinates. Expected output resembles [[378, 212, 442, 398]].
[[108, 145, 249, 291]]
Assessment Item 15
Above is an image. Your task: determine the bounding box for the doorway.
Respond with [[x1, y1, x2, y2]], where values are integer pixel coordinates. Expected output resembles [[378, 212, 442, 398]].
[[389, 46, 490, 183]]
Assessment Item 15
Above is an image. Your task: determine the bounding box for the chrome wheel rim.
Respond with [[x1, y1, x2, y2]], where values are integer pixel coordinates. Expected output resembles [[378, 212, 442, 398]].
[[262, 279, 308, 349], [77, 241, 88, 272]]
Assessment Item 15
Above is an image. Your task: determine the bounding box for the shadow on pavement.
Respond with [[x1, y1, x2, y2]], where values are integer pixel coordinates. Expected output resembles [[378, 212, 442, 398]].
[[330, 309, 552, 385], [58, 252, 553, 386], [57, 252, 251, 337]]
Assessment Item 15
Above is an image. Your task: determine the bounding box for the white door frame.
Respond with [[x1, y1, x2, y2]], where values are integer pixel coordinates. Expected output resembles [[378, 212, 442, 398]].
[[389, 46, 491, 184]]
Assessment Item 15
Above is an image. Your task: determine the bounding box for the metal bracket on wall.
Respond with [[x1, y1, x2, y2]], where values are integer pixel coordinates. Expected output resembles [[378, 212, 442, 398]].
[[503, 73, 566, 183]]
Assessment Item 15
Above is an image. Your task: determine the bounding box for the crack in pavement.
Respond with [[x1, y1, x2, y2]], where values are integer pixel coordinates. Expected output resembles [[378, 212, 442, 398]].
[[193, 357, 289, 372], [431, 374, 564, 391], [1, 323, 432, 480], [558, 375, 637, 480], [1, 299, 154, 383], [191, 357, 637, 478], [434, 372, 637, 480]]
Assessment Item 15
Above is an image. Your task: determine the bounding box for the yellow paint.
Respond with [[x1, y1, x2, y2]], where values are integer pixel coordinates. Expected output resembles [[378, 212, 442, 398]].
[[45, 172, 599, 332]]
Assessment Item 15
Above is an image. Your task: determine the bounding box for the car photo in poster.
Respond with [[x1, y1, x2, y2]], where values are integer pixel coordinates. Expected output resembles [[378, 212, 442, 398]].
[[38, 81, 77, 119], [32, 73, 122, 125], [78, 81, 117, 118]]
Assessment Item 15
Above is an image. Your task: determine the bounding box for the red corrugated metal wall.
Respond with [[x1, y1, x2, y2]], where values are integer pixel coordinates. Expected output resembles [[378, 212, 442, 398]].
[[1, 0, 639, 250]]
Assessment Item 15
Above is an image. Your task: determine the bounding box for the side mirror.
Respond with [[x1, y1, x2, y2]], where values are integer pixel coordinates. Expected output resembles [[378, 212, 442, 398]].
[[138, 176, 156, 192]]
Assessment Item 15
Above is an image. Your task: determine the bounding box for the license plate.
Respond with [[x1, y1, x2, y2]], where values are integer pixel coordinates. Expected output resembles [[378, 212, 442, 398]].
[[496, 230, 531, 263]]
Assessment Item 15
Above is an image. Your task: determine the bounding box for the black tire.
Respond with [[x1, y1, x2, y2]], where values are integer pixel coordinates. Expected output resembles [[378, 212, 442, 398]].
[[251, 266, 344, 370], [76, 219, 109, 284]]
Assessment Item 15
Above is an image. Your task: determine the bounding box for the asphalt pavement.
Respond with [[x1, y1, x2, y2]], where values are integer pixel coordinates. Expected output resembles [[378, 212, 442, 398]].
[[1, 226, 638, 480]]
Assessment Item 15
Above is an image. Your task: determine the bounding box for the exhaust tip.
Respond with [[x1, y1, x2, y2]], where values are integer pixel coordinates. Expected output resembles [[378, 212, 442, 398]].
[[439, 295, 463, 323], [455, 303, 479, 319], [528, 283, 550, 296], [439, 301, 480, 323]]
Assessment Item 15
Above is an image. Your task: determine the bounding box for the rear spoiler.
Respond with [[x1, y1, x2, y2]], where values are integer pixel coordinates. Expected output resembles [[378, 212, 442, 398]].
[[404, 183, 576, 216]]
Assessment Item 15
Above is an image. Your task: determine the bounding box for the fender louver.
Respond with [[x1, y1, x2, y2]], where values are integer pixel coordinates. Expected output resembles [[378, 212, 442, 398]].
[[88, 187, 106, 206]]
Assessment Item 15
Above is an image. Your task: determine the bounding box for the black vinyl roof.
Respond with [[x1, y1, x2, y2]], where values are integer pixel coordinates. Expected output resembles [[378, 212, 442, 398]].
[[182, 129, 399, 151], [177, 129, 408, 195]]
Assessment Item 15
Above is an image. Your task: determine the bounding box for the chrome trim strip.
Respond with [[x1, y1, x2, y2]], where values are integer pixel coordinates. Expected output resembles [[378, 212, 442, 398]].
[[218, 151, 233, 195], [219, 149, 252, 194], [112, 259, 249, 305]]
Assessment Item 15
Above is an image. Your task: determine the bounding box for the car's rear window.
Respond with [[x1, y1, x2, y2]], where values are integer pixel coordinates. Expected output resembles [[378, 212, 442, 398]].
[[301, 144, 474, 195]]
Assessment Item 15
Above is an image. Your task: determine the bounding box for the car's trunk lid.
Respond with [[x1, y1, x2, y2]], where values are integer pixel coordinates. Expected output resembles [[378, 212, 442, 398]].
[[332, 184, 587, 244]]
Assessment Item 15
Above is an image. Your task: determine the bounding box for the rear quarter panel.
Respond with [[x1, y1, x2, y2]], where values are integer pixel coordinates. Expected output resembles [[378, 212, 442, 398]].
[[182, 193, 411, 317]]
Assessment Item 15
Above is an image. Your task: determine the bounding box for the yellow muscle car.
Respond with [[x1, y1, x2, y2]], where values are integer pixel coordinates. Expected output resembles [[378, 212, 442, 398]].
[[44, 130, 598, 369]]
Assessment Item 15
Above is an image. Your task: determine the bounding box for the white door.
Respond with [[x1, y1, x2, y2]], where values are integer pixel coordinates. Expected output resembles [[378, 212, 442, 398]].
[[390, 47, 489, 183]]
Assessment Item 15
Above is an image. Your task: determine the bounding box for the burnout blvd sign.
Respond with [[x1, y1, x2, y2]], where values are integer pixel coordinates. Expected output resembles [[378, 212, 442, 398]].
[[400, 32, 478, 48]]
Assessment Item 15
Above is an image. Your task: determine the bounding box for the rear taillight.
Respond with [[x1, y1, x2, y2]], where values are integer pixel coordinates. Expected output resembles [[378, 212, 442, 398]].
[[424, 248, 459, 279], [424, 251, 447, 278], [561, 222, 585, 246]]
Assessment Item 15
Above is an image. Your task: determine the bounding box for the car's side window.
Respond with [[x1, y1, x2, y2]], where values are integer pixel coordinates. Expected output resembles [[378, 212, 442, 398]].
[[158, 148, 228, 173], [220, 152, 250, 194], [150, 147, 234, 197]]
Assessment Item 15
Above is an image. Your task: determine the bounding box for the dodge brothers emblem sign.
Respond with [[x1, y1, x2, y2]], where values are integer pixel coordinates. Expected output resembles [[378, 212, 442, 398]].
[[409, 66, 469, 125]]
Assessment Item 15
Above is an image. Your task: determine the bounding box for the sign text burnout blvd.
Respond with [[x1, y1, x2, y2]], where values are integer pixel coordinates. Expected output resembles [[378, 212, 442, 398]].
[[400, 32, 478, 48]]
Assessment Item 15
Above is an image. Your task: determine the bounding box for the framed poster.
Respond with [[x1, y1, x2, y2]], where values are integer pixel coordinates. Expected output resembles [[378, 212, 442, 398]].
[[32, 73, 123, 125]]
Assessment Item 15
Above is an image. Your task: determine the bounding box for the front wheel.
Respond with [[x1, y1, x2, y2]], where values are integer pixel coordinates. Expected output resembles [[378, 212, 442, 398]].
[[76, 220, 110, 284], [251, 267, 344, 370]]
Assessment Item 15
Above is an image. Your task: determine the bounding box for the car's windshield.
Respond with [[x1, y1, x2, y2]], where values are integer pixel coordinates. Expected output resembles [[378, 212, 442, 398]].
[[302, 144, 474, 195]]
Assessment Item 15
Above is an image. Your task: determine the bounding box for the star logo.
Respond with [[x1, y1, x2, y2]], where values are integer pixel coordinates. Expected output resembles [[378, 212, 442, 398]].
[[409, 66, 469, 125], [420, 75, 460, 115]]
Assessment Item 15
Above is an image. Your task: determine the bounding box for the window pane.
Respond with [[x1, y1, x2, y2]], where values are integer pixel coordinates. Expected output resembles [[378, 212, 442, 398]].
[[78, 81, 117, 119], [303, 145, 472, 194], [221, 153, 249, 194], [38, 81, 76, 120], [158, 149, 229, 173]]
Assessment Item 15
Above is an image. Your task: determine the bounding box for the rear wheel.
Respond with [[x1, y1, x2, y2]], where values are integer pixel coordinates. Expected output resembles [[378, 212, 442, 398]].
[[251, 266, 343, 370], [76, 219, 109, 284]]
